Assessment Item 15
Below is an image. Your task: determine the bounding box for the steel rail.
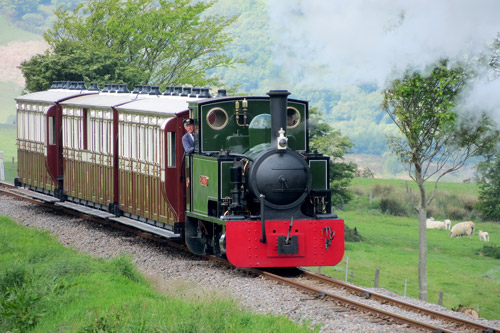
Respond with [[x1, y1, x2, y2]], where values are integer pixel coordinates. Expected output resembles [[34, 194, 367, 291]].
[[299, 269, 499, 332], [253, 269, 453, 332]]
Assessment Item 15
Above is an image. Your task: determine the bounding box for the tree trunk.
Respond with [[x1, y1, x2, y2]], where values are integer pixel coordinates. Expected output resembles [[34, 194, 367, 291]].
[[416, 169, 428, 301], [417, 204, 428, 301]]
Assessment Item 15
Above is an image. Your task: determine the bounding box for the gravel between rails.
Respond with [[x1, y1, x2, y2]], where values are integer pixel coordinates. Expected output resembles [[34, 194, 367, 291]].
[[1, 194, 499, 332]]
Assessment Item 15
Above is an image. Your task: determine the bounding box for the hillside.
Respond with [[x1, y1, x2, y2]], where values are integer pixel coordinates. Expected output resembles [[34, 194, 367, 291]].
[[0, 15, 47, 123]]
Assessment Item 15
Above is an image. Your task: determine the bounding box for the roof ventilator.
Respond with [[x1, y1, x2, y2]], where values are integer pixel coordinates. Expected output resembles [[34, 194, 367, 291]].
[[149, 86, 161, 95], [199, 88, 212, 98], [118, 84, 129, 93]]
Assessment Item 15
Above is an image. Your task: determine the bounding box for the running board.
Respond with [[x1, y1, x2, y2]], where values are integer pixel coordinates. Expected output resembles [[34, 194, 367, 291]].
[[55, 201, 114, 219], [11, 188, 60, 203], [109, 216, 180, 239]]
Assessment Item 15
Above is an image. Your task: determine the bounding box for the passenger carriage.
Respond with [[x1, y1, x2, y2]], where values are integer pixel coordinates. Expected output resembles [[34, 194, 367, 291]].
[[15, 86, 97, 197]]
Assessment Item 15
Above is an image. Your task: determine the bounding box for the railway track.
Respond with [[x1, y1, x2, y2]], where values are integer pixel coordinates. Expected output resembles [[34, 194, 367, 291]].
[[255, 268, 499, 332], [1, 181, 499, 332]]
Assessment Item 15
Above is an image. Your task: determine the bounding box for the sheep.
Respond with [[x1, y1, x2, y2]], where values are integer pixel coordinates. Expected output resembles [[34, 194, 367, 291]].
[[426, 217, 446, 230], [479, 230, 489, 242], [449, 221, 475, 238], [443, 219, 451, 230]]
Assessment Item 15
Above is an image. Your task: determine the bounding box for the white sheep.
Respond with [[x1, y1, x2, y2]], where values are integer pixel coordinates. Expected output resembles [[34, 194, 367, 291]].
[[449, 221, 475, 238], [479, 230, 489, 242], [426, 217, 446, 230], [443, 219, 451, 230]]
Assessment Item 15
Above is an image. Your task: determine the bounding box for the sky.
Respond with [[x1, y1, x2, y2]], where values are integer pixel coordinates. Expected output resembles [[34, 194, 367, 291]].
[[267, 0, 500, 122]]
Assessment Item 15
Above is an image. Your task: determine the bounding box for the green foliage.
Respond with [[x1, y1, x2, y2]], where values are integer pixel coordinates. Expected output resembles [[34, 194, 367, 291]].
[[21, 0, 238, 91], [379, 197, 411, 217], [309, 107, 356, 207], [20, 40, 146, 92], [344, 225, 363, 242], [478, 244, 500, 259], [383, 61, 467, 169], [206, 0, 276, 93], [346, 178, 480, 221], [477, 154, 500, 221], [108, 254, 146, 284]]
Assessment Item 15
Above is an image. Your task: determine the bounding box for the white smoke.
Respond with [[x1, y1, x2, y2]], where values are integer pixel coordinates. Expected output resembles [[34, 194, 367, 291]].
[[267, 0, 500, 86], [267, 0, 500, 122]]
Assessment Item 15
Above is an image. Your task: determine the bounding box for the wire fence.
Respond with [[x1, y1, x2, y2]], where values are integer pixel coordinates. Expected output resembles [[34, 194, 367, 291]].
[[320, 256, 500, 321]]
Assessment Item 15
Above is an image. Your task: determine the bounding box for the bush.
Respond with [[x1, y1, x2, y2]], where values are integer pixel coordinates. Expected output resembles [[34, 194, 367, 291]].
[[478, 244, 500, 259], [345, 225, 363, 242], [379, 197, 410, 216]]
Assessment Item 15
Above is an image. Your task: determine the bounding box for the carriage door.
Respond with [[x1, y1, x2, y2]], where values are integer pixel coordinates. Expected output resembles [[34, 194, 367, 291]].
[[162, 117, 185, 223]]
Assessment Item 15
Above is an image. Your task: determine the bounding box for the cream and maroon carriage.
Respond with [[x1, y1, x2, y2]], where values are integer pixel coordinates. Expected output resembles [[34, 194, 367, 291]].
[[58, 92, 201, 236], [15, 87, 97, 198]]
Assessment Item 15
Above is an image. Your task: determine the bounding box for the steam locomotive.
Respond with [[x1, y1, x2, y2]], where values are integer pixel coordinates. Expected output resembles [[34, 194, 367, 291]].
[[15, 82, 344, 267]]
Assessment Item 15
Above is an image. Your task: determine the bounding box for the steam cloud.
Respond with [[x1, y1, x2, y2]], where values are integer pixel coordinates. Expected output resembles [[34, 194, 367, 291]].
[[267, 0, 500, 122]]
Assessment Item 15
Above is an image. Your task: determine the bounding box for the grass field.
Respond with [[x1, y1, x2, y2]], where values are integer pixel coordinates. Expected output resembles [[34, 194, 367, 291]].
[[0, 81, 23, 124], [319, 210, 500, 320], [0, 125, 17, 182], [0, 216, 314, 332]]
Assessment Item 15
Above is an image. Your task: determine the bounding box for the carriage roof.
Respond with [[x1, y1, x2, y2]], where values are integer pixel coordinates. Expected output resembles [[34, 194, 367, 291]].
[[115, 95, 204, 115], [59, 93, 142, 109], [15, 89, 97, 104]]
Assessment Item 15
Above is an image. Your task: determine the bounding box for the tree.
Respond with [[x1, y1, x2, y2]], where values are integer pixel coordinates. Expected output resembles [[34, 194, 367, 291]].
[[20, 41, 146, 92], [478, 153, 500, 221], [21, 0, 237, 91], [309, 107, 356, 207], [382, 60, 496, 301]]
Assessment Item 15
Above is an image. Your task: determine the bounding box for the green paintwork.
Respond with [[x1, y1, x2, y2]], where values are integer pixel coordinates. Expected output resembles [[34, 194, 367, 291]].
[[192, 155, 219, 215], [186, 211, 226, 226], [310, 159, 328, 190], [193, 98, 307, 154], [220, 161, 233, 198]]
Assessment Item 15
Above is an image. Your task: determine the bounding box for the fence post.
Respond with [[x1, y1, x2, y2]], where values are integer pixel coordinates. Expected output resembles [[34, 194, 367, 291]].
[[404, 279, 407, 297], [369, 190, 373, 205], [438, 291, 443, 306], [374, 268, 380, 288], [317, 266, 322, 274], [345, 256, 349, 282], [12, 157, 15, 168], [0, 151, 4, 181]]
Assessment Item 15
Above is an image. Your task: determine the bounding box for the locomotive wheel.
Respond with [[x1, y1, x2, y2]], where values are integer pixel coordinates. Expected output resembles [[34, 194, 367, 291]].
[[185, 217, 222, 256]]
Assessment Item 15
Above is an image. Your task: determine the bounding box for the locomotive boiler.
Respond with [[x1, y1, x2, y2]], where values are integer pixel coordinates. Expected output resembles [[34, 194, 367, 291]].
[[14, 82, 344, 268]]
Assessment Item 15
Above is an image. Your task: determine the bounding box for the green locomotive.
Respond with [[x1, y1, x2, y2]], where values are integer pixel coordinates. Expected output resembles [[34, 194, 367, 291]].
[[184, 90, 344, 267]]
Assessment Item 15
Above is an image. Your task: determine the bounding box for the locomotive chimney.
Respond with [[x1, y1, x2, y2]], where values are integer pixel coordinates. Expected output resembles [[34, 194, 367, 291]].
[[267, 90, 290, 148]]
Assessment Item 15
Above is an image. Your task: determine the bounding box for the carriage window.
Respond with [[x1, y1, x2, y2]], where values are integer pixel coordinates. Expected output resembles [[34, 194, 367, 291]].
[[48, 116, 56, 145], [167, 132, 176, 167], [206, 107, 228, 130], [286, 107, 300, 129]]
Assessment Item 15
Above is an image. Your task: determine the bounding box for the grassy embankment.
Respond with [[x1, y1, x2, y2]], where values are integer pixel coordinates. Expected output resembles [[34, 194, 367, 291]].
[[319, 177, 500, 320], [0, 216, 315, 332]]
